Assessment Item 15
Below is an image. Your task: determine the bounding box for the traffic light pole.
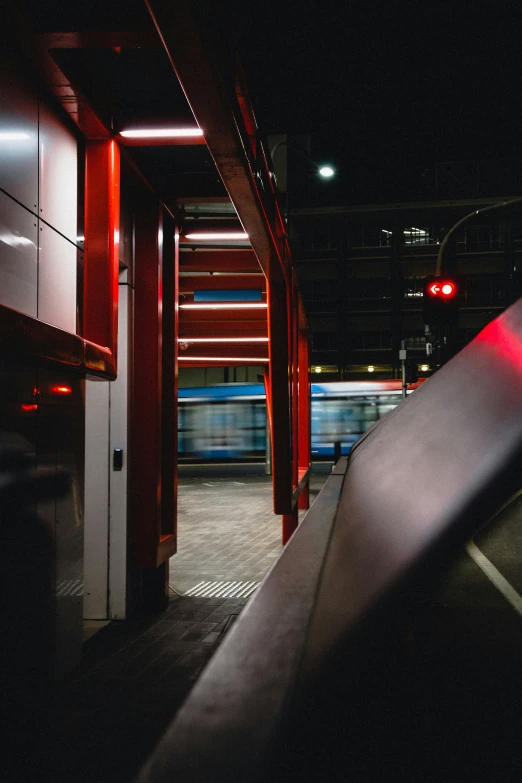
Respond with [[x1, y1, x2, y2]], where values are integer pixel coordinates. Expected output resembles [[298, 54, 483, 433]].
[[400, 340, 407, 399], [436, 196, 522, 276]]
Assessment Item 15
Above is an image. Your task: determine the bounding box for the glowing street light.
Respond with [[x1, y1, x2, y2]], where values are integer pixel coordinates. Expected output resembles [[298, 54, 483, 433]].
[[318, 165, 335, 178]]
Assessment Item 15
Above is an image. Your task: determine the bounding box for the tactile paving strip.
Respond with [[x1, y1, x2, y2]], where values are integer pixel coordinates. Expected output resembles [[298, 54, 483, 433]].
[[184, 580, 259, 598]]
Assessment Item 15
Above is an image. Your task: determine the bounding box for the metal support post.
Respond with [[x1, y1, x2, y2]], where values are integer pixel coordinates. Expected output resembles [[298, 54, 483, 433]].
[[400, 340, 407, 399]]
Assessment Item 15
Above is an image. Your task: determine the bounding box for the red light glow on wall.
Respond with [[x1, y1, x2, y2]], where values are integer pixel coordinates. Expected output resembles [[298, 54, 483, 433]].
[[51, 385, 72, 395]]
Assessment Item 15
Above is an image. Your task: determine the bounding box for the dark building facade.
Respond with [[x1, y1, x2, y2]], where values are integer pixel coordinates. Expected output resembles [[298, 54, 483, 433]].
[[292, 198, 522, 380]]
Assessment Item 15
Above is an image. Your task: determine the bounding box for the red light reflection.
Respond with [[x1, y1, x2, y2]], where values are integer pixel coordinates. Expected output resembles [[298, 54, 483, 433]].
[[475, 316, 522, 374]]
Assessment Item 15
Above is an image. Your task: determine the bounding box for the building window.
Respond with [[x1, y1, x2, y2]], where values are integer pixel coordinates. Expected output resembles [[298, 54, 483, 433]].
[[404, 277, 425, 299], [403, 227, 431, 245]]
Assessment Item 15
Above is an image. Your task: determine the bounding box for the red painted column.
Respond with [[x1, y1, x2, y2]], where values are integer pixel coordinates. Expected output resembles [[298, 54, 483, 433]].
[[297, 316, 311, 511], [160, 212, 178, 550], [282, 270, 299, 540], [132, 198, 176, 571], [83, 140, 120, 375], [267, 279, 293, 537], [290, 271, 299, 489]]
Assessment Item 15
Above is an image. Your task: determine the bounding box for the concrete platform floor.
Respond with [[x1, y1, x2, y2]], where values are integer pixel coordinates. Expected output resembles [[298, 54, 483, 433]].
[[51, 470, 522, 782], [52, 469, 328, 783], [170, 468, 327, 594]]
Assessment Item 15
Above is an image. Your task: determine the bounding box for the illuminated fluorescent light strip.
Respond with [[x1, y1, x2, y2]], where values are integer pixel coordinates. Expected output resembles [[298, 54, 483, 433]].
[[119, 128, 203, 138], [179, 358, 268, 364], [183, 232, 249, 240], [180, 303, 267, 310], [178, 337, 269, 343]]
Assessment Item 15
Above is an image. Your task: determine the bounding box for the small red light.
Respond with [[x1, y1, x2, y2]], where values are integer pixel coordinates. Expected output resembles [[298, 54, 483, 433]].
[[21, 404, 38, 412], [428, 282, 440, 296], [441, 283, 455, 296], [51, 385, 72, 395]]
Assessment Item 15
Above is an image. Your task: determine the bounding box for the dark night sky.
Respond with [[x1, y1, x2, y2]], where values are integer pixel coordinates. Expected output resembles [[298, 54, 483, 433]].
[[230, 0, 522, 204]]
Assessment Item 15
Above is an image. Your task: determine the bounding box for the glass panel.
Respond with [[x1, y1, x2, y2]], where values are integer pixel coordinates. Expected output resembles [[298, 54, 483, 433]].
[[0, 190, 38, 316], [0, 63, 38, 211], [38, 222, 77, 332], [39, 100, 78, 244]]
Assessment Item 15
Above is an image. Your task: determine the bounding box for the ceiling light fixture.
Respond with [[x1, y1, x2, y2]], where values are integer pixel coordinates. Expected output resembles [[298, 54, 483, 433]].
[[177, 337, 268, 343], [183, 232, 249, 240], [179, 303, 267, 310], [119, 128, 203, 138], [178, 356, 269, 362]]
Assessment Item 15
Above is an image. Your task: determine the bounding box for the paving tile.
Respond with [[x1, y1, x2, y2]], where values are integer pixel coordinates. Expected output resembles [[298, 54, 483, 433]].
[[54, 471, 328, 782]]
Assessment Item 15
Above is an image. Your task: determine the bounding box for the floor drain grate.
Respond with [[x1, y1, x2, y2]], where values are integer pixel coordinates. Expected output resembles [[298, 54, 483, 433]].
[[185, 580, 259, 598]]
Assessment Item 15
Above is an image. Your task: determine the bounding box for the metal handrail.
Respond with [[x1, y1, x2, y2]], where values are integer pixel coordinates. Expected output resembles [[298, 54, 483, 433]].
[[139, 298, 522, 782]]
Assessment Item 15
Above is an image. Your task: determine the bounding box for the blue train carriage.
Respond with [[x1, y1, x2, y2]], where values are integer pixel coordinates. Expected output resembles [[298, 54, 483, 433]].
[[310, 380, 410, 457], [178, 384, 266, 462], [178, 380, 424, 462]]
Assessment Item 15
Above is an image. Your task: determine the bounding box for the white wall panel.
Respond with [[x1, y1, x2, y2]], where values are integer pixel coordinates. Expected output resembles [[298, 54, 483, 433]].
[[0, 190, 38, 316], [109, 277, 132, 619], [39, 101, 77, 244], [0, 63, 38, 210], [38, 222, 77, 332], [84, 380, 110, 619]]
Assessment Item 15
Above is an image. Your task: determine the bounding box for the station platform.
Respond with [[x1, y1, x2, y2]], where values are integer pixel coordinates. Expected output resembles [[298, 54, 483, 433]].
[[52, 467, 522, 782], [53, 468, 328, 783]]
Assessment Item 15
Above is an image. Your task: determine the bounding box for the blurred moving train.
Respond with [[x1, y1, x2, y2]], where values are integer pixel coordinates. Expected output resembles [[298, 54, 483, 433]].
[[179, 380, 424, 462]]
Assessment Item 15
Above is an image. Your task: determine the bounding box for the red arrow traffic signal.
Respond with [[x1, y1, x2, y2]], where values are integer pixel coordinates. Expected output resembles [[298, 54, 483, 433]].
[[427, 280, 456, 298]]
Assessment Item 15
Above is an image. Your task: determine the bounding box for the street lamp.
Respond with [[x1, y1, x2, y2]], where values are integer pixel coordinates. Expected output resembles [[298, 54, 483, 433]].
[[269, 136, 336, 196], [318, 165, 335, 178]]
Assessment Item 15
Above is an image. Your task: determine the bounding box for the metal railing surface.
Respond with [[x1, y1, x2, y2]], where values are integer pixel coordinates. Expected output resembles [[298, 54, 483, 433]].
[[139, 298, 522, 782]]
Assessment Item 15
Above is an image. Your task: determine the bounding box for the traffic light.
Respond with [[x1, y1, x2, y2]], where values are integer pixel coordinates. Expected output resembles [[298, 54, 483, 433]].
[[422, 276, 459, 326]]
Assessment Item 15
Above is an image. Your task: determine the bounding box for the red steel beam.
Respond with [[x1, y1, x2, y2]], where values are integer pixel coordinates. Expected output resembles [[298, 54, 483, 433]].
[[132, 198, 176, 569], [118, 135, 206, 147], [297, 325, 311, 511], [179, 250, 260, 273], [267, 280, 292, 521], [178, 343, 269, 361], [179, 275, 265, 292], [178, 358, 267, 368], [179, 308, 267, 324], [179, 324, 268, 338], [83, 140, 120, 375], [282, 271, 300, 543], [143, 0, 286, 284]]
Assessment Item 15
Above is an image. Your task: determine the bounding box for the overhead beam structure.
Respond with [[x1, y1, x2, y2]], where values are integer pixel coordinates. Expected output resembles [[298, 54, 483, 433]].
[[21, 0, 310, 545], [146, 0, 311, 539]]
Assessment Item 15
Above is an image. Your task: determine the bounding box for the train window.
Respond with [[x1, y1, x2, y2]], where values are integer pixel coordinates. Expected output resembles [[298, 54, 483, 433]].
[[179, 381, 414, 463]]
